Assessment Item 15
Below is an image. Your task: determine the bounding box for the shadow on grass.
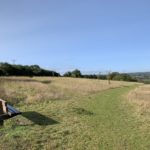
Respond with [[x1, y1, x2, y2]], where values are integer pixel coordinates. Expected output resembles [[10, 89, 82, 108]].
[[22, 111, 59, 126]]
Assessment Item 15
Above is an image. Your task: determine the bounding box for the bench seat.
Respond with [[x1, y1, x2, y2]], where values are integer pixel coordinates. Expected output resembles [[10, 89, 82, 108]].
[[0, 99, 21, 121]]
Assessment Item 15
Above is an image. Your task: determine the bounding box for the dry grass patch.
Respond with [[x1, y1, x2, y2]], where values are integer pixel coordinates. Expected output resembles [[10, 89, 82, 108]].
[[0, 77, 137, 105], [128, 84, 150, 119], [36, 77, 136, 95], [0, 77, 65, 104]]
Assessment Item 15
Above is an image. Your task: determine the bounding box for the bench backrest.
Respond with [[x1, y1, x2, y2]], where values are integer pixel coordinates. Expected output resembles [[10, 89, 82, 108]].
[[0, 99, 8, 114]]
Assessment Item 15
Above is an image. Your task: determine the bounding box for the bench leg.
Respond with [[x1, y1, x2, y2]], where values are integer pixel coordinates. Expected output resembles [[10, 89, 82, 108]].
[[0, 120, 4, 126]]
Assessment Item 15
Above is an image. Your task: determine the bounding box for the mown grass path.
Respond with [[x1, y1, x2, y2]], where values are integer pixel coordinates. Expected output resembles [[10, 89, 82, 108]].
[[80, 86, 150, 150]]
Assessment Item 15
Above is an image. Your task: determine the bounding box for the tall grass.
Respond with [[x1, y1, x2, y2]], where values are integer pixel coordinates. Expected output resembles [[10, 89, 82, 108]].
[[128, 85, 150, 118], [0, 77, 137, 105]]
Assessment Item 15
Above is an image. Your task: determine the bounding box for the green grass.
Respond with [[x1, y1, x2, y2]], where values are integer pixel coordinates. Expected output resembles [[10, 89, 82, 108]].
[[80, 86, 150, 150], [0, 82, 149, 149]]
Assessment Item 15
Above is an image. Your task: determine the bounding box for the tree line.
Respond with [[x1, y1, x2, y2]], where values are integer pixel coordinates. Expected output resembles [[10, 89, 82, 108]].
[[63, 69, 137, 82], [0, 63, 137, 82], [0, 63, 60, 77]]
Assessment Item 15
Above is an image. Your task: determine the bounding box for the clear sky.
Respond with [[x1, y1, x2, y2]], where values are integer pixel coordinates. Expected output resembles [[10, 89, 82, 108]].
[[0, 0, 150, 74]]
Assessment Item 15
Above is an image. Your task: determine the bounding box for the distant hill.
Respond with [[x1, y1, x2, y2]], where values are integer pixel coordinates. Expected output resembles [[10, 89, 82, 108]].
[[129, 72, 150, 78], [128, 72, 150, 83]]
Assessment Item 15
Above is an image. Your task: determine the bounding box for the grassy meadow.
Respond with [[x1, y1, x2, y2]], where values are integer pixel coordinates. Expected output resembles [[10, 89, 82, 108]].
[[0, 77, 149, 150]]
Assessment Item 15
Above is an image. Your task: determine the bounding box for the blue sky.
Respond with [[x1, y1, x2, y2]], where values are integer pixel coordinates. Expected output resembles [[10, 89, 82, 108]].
[[0, 0, 150, 74]]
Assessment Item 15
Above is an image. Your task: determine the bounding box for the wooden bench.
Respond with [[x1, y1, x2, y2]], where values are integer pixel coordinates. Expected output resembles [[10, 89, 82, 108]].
[[0, 99, 21, 126]]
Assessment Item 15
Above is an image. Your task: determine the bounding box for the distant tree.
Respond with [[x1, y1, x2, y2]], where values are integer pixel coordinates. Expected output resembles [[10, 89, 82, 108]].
[[71, 69, 82, 78], [63, 71, 72, 77], [109, 72, 120, 80], [0, 69, 4, 76], [63, 69, 82, 78], [30, 65, 41, 75], [99, 75, 107, 80]]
